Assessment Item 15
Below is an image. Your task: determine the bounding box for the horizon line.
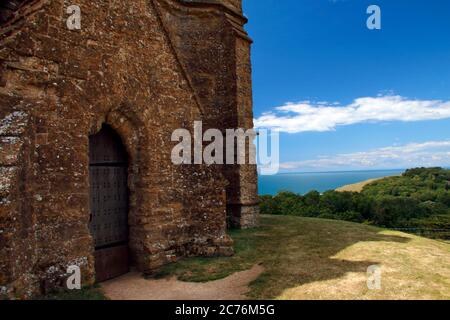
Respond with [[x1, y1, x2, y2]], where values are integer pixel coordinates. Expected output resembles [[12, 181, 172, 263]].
[[258, 167, 449, 175]]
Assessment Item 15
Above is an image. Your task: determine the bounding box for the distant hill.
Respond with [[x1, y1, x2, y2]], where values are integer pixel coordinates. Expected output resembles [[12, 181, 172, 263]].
[[336, 177, 387, 192], [260, 167, 450, 239]]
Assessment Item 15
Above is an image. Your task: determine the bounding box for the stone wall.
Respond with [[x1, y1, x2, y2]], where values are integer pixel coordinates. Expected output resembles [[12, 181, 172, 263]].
[[157, 0, 259, 228], [0, 0, 257, 298]]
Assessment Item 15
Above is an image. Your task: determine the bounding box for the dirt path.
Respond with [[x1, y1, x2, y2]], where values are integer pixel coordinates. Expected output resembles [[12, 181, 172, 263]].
[[101, 264, 264, 300]]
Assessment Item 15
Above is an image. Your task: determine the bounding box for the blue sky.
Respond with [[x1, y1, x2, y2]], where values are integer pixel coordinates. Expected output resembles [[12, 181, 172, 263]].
[[243, 0, 450, 172]]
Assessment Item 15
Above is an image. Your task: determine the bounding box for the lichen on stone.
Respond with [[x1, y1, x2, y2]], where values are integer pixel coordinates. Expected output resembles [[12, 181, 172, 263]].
[[0, 111, 29, 136], [0, 166, 18, 195]]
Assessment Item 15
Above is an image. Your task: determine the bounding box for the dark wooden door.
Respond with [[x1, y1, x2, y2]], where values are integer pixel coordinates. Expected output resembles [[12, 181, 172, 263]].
[[89, 125, 129, 282]]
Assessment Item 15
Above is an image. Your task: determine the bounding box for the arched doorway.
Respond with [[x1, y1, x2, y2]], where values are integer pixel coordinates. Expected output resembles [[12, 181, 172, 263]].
[[89, 124, 130, 282]]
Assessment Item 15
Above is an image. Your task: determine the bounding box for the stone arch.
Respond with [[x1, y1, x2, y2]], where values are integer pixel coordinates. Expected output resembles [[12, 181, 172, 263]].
[[87, 103, 146, 274]]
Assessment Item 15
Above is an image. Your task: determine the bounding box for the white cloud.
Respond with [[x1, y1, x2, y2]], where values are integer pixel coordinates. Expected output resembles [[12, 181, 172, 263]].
[[280, 140, 450, 172], [254, 95, 450, 133]]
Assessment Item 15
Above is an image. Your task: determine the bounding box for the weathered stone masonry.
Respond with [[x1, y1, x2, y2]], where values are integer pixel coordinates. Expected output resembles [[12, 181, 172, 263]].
[[0, 0, 258, 298]]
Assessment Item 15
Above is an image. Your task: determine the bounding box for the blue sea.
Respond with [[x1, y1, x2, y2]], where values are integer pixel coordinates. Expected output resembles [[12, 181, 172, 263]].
[[258, 169, 404, 195]]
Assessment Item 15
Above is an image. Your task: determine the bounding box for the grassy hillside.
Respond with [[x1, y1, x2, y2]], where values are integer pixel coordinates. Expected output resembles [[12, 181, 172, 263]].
[[362, 167, 450, 198], [156, 215, 450, 300]]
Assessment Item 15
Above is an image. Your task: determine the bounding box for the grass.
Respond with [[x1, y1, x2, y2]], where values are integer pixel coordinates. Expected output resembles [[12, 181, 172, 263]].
[[156, 215, 450, 300], [41, 285, 107, 300]]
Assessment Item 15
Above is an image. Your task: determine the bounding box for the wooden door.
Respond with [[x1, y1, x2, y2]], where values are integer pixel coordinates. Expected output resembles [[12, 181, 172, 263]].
[[89, 125, 129, 282]]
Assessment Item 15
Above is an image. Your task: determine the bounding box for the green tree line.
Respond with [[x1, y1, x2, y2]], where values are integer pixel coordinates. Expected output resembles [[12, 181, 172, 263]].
[[259, 167, 450, 239]]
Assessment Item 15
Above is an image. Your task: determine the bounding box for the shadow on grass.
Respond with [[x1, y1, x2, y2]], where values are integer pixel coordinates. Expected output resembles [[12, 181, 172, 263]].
[[154, 215, 411, 299]]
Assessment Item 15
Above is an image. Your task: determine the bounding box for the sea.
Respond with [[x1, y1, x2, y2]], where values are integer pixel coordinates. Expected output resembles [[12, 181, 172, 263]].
[[258, 169, 405, 195]]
